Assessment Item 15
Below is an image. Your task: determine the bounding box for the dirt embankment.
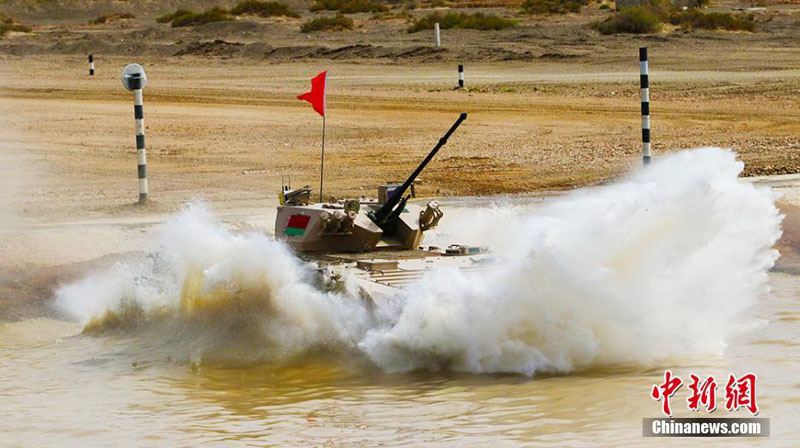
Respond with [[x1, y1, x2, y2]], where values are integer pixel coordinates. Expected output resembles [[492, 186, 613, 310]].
[[2, 1, 800, 63], [0, 0, 307, 23], [0, 16, 595, 62]]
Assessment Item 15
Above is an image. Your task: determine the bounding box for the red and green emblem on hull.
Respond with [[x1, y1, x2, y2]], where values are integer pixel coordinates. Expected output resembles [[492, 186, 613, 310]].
[[285, 214, 311, 236]]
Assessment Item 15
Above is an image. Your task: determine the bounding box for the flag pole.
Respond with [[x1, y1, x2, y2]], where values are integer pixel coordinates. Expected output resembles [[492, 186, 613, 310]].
[[319, 115, 325, 203], [296, 70, 328, 203]]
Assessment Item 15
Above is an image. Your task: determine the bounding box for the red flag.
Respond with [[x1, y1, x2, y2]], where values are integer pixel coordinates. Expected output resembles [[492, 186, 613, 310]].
[[297, 71, 326, 118]]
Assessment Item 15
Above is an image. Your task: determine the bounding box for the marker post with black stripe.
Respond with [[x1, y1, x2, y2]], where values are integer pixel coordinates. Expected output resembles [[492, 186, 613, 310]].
[[89, 54, 94, 76], [121, 64, 148, 203], [639, 47, 651, 165], [458, 64, 464, 89]]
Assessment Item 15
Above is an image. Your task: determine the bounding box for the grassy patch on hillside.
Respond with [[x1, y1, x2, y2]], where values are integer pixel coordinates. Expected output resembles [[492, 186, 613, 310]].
[[89, 13, 135, 25], [157, 7, 234, 27], [408, 11, 517, 33], [0, 14, 31, 36], [230, 0, 300, 18], [521, 0, 588, 14], [669, 10, 755, 31], [157, 10, 190, 24], [592, 5, 662, 34], [310, 0, 388, 14], [300, 14, 355, 32], [592, 0, 756, 35]]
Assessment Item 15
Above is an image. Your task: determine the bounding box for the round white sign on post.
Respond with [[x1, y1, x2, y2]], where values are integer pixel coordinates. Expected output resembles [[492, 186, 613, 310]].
[[121, 64, 147, 91]]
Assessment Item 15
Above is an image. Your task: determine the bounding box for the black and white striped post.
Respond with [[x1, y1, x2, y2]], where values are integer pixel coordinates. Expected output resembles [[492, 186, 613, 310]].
[[121, 64, 149, 203], [88, 54, 94, 76], [458, 64, 464, 89], [639, 47, 651, 165]]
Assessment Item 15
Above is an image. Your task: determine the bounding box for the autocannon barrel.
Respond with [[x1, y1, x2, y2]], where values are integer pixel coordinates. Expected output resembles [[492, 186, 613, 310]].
[[371, 112, 467, 227]]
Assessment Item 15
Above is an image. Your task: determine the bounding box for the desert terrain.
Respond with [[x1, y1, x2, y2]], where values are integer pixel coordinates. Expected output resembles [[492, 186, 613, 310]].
[[2, 0, 800, 213], [2, 0, 800, 316], [2, 3, 800, 445]]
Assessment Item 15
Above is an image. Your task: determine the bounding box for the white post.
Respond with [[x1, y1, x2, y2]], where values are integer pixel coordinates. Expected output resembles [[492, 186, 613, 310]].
[[133, 88, 148, 203], [435, 23, 441, 47], [121, 64, 149, 203], [639, 47, 651, 165]]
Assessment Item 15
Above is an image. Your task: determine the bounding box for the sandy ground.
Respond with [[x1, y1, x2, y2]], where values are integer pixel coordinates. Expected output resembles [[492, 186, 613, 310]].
[[1, 2, 799, 225], [2, 54, 800, 221]]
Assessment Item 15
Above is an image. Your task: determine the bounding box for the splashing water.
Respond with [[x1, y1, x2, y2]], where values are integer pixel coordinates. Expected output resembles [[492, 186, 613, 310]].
[[54, 148, 782, 375], [55, 204, 373, 361]]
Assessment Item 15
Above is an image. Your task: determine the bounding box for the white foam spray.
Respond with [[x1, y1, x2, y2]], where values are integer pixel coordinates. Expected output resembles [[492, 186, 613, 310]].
[[55, 148, 782, 375], [55, 203, 372, 360]]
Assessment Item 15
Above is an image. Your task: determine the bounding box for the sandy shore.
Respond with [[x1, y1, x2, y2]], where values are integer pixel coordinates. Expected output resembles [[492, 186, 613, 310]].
[[2, 54, 800, 222]]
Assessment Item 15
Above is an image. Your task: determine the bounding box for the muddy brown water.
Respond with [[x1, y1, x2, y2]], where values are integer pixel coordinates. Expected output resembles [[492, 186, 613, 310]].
[[1, 193, 799, 446]]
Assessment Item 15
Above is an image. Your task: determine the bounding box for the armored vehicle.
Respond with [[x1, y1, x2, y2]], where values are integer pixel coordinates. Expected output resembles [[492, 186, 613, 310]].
[[274, 113, 491, 300]]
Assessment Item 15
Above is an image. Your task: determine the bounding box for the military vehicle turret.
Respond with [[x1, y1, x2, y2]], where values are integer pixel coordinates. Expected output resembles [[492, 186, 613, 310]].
[[274, 113, 491, 301]]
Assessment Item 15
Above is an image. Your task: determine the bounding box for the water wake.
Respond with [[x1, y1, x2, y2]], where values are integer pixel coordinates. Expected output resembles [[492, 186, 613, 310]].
[[55, 148, 782, 375], [56, 205, 372, 361]]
